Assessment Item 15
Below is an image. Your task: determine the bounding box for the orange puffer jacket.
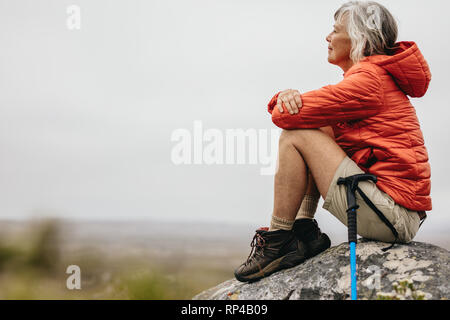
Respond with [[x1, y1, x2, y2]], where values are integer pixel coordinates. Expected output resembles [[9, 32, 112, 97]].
[[268, 41, 432, 212]]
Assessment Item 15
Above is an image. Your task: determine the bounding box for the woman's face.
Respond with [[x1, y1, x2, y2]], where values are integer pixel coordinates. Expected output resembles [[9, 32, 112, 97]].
[[326, 18, 353, 72]]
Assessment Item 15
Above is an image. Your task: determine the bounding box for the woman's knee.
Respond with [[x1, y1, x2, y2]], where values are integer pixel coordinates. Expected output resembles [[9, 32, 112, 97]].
[[279, 128, 319, 146], [279, 128, 335, 148], [319, 126, 335, 139]]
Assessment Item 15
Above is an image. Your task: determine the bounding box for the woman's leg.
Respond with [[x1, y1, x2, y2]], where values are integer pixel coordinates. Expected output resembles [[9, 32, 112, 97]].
[[296, 127, 334, 220], [235, 127, 346, 282], [235, 127, 347, 282], [271, 127, 345, 229]]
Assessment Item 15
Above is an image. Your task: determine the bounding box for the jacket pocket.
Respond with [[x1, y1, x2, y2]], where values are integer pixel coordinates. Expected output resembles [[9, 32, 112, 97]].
[[366, 147, 392, 169]]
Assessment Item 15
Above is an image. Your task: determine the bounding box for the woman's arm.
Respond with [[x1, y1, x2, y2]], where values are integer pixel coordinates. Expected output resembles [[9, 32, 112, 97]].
[[268, 64, 384, 129]]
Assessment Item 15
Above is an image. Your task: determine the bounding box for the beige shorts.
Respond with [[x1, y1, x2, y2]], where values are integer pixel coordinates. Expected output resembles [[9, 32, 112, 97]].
[[322, 156, 421, 243]]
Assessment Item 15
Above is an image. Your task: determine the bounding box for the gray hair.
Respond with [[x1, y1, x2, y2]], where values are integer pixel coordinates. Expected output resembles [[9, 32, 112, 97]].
[[334, 1, 399, 63]]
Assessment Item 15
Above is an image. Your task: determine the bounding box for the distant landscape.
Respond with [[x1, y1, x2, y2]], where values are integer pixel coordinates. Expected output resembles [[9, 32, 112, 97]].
[[0, 219, 448, 299]]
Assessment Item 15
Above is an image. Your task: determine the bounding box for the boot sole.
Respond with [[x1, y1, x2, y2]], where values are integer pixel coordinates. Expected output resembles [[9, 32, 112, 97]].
[[234, 248, 307, 283]]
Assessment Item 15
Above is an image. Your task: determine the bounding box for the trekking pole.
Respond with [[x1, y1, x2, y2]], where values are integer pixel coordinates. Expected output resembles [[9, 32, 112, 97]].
[[337, 174, 377, 300], [347, 207, 358, 300]]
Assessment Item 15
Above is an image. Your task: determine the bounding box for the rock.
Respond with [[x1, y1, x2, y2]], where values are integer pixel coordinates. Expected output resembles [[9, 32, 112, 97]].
[[193, 239, 449, 300]]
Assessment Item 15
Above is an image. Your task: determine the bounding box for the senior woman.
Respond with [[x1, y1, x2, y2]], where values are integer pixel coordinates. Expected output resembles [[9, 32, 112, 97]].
[[235, 0, 432, 282]]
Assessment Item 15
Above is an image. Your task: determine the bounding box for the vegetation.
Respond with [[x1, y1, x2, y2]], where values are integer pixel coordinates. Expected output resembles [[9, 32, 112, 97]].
[[376, 279, 428, 300], [0, 219, 235, 299]]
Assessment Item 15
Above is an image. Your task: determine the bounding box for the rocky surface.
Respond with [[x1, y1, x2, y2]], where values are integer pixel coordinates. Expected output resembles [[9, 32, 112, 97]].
[[193, 240, 449, 300]]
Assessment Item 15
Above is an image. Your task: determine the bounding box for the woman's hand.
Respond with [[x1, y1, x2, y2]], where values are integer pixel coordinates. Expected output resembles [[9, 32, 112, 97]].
[[276, 89, 303, 114]]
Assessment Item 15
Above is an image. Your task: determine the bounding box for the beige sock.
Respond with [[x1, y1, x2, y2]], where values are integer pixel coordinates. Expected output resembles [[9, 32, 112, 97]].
[[295, 194, 320, 220], [269, 215, 295, 231]]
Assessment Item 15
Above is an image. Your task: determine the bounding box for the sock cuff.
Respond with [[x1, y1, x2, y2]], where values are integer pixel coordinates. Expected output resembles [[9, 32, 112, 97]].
[[304, 194, 320, 202], [270, 215, 295, 231], [296, 194, 319, 220]]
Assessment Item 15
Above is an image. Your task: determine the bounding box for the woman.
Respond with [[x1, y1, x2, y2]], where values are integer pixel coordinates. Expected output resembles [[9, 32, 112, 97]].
[[235, 1, 432, 283]]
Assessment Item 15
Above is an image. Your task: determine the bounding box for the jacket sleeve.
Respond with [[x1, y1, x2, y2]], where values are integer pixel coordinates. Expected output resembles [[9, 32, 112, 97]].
[[269, 65, 384, 129], [268, 91, 282, 114]]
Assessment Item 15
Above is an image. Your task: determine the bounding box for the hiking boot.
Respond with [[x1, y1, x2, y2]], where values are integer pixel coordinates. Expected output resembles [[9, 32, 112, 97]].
[[234, 227, 308, 282], [292, 219, 331, 259]]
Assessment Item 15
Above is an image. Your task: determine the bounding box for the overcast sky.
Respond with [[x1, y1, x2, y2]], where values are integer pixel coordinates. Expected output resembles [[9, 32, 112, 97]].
[[0, 0, 449, 241]]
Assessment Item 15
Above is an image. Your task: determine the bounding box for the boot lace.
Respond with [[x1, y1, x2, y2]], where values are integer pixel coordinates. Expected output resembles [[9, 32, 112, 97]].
[[246, 232, 266, 264]]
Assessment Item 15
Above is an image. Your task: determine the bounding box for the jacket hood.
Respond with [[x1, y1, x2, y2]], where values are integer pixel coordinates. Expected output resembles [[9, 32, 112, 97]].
[[358, 41, 431, 97]]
